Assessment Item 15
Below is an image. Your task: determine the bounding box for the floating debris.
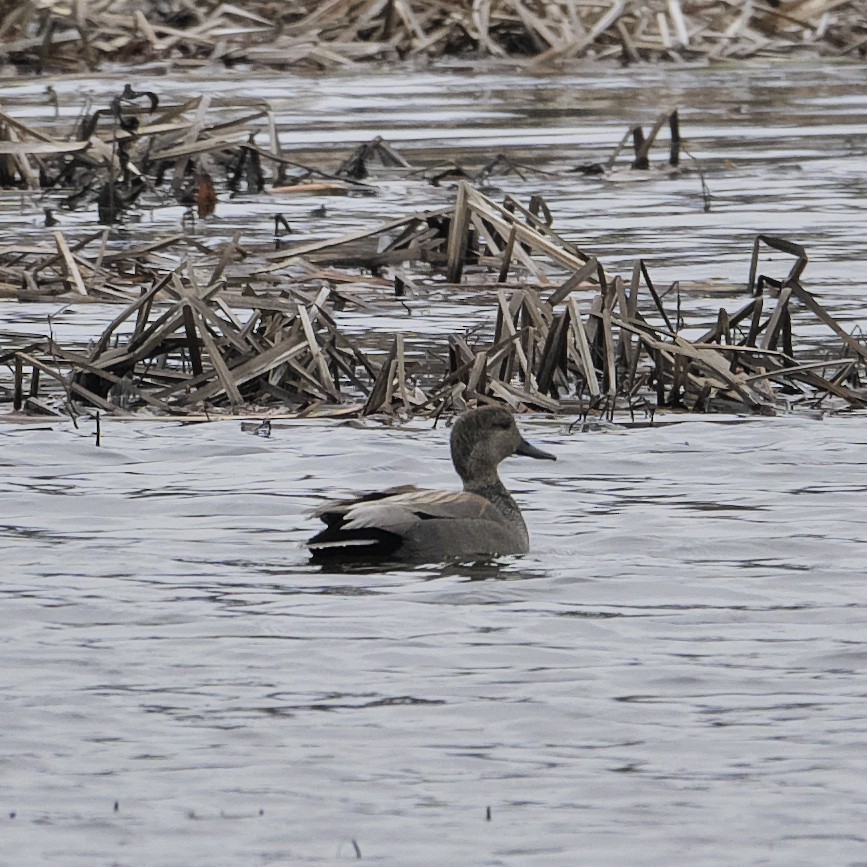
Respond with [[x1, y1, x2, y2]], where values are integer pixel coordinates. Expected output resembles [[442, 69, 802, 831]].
[[0, 88, 696, 244]]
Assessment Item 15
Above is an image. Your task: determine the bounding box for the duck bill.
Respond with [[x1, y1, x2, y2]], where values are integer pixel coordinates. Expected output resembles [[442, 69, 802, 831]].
[[515, 438, 556, 461]]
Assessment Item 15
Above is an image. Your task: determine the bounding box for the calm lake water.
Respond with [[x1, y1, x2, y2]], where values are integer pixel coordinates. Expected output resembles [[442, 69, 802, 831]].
[[2, 60, 867, 865]]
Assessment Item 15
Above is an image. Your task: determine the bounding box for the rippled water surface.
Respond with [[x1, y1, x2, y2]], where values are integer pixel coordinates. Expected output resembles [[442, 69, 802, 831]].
[[3, 411, 867, 866], [2, 61, 867, 865]]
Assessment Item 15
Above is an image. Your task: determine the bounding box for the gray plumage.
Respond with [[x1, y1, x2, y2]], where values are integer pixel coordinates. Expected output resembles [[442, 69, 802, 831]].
[[308, 406, 556, 561]]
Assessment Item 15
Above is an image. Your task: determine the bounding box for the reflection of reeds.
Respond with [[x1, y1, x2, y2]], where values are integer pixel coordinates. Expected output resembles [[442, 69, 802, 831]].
[[1, 1, 863, 71]]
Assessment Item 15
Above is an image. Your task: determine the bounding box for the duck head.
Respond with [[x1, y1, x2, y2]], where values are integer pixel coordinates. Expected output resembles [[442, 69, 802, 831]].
[[450, 406, 556, 485]]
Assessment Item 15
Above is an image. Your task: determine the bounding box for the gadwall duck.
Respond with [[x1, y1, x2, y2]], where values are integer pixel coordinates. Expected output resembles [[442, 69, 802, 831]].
[[308, 406, 556, 561]]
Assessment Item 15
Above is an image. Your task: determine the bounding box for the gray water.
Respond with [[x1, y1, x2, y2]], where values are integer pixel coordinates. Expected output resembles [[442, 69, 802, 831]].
[[2, 413, 867, 865], [2, 61, 867, 865]]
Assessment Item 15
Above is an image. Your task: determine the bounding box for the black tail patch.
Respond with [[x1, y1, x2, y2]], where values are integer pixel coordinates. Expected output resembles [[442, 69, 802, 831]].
[[308, 526, 404, 561]]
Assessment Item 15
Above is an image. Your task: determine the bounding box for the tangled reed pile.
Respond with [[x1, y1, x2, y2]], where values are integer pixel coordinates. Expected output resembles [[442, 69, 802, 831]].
[[1, 0, 864, 73], [3, 178, 865, 421], [1, 86, 865, 422]]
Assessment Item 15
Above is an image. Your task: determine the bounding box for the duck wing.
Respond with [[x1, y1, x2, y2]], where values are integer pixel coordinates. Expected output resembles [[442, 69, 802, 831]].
[[312, 484, 417, 519], [308, 487, 505, 559], [340, 489, 504, 531]]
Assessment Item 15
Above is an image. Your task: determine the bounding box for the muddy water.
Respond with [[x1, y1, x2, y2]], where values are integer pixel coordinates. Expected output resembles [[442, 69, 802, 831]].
[[2, 62, 867, 865]]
